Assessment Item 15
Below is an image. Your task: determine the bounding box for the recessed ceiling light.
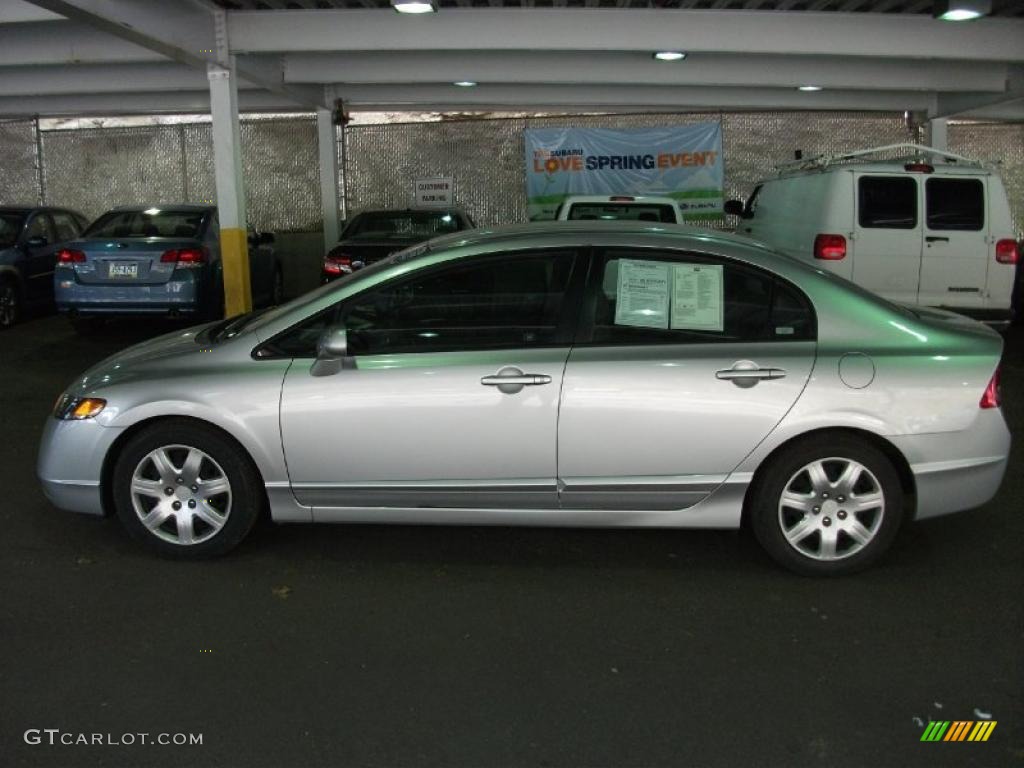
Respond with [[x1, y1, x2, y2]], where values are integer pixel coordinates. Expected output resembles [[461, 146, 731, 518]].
[[653, 51, 687, 62], [453, 81, 477, 87], [798, 85, 824, 92], [390, 0, 436, 14], [933, 0, 990, 21]]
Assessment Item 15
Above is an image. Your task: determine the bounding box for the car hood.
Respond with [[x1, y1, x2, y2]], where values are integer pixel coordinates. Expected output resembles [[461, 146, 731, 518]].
[[69, 322, 218, 394]]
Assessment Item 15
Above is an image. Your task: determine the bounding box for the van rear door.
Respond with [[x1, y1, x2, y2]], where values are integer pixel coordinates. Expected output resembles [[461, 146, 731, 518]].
[[851, 173, 922, 305], [917, 175, 988, 311]]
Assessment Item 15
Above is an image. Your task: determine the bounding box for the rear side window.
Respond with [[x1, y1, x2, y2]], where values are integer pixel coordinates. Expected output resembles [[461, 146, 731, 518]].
[[858, 176, 917, 229], [926, 178, 984, 231], [586, 250, 815, 345], [51, 211, 81, 241]]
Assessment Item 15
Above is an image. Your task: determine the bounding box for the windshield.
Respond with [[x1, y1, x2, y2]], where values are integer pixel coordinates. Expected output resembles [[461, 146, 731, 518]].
[[0, 213, 25, 248], [567, 203, 677, 223], [85, 208, 208, 239], [344, 211, 460, 240]]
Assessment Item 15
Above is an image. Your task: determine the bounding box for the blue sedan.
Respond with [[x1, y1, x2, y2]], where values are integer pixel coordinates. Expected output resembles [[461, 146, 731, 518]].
[[54, 205, 282, 327]]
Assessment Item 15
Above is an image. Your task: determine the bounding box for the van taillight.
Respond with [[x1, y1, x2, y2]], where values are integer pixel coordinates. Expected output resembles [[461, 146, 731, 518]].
[[814, 234, 847, 260], [980, 369, 1001, 409], [609, 196, 635, 202], [995, 239, 1019, 265], [57, 249, 86, 263], [904, 162, 934, 173]]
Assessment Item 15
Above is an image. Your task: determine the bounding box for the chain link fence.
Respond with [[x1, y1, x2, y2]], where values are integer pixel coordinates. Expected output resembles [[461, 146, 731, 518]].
[[0, 112, 1021, 237]]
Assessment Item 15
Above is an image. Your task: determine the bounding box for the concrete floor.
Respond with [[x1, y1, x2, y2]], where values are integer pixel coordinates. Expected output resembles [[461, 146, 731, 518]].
[[2, 313, 1022, 768]]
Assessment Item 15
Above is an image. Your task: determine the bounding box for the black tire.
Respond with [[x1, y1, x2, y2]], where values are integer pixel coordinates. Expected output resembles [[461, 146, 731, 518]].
[[111, 419, 264, 558], [0, 278, 21, 329], [749, 434, 904, 576]]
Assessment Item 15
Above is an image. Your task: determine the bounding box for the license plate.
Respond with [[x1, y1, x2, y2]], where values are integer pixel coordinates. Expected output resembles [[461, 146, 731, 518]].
[[109, 262, 138, 278]]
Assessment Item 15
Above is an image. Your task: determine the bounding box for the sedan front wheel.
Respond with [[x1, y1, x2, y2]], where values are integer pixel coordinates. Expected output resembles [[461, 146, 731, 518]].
[[112, 420, 263, 557]]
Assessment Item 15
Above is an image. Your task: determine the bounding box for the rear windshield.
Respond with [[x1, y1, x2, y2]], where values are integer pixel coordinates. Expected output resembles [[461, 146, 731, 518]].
[[567, 203, 677, 223], [0, 213, 25, 248], [345, 211, 462, 239], [84, 209, 208, 239]]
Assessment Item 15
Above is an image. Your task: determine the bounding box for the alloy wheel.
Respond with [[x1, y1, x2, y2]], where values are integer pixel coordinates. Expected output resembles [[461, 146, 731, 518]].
[[130, 444, 232, 546], [777, 457, 885, 561]]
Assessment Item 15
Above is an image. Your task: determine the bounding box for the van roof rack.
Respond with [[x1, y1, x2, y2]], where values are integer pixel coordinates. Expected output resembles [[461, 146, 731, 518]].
[[776, 143, 984, 173]]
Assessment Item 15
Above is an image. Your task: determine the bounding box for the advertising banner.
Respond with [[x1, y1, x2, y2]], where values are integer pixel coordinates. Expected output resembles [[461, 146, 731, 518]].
[[524, 123, 724, 221]]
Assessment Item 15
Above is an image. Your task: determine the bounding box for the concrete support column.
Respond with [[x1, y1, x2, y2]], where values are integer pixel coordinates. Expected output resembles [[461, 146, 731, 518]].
[[317, 105, 341, 252], [208, 61, 251, 317], [927, 117, 949, 151]]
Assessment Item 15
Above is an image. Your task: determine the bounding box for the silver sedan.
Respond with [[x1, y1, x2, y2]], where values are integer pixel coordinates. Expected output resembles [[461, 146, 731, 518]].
[[38, 223, 1011, 575]]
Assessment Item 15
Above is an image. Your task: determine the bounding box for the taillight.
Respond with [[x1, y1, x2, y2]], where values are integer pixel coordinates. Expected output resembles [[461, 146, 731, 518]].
[[980, 368, 1001, 409], [903, 162, 934, 173], [609, 196, 635, 202], [323, 253, 353, 276], [814, 234, 847, 260], [161, 247, 207, 267], [57, 248, 86, 264], [995, 239, 1019, 265]]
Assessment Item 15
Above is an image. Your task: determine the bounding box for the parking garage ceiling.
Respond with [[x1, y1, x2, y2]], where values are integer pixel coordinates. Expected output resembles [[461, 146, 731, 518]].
[[0, 0, 1021, 118]]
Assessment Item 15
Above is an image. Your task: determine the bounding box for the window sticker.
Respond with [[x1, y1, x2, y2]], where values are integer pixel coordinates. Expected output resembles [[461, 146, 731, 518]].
[[614, 259, 670, 329], [670, 263, 724, 331]]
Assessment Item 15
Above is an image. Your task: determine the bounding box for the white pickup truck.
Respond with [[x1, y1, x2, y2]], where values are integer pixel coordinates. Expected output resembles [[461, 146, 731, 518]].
[[555, 195, 684, 224]]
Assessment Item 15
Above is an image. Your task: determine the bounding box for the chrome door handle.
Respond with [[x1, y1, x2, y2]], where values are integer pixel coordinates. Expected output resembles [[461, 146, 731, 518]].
[[715, 369, 784, 380], [481, 374, 552, 386]]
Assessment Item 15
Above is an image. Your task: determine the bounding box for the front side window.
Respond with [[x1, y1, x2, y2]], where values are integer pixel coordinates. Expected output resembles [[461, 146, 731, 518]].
[[858, 176, 917, 229], [84, 209, 208, 239], [264, 250, 577, 358], [926, 178, 984, 231], [24, 213, 55, 244], [585, 249, 814, 345]]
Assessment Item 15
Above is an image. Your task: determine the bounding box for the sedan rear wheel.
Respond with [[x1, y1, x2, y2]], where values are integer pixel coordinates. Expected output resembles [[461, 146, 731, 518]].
[[112, 420, 263, 557], [751, 435, 903, 575]]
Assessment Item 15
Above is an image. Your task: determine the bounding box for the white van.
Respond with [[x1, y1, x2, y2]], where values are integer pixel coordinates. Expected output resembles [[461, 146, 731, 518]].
[[726, 144, 1020, 325]]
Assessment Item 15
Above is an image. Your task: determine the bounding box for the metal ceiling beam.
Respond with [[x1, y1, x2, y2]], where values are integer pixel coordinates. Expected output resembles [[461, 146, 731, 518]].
[[227, 9, 1024, 62], [324, 83, 935, 111], [21, 0, 328, 108], [0, 90, 305, 118], [0, 21, 163, 66], [931, 66, 1024, 119], [284, 51, 1008, 92], [0, 62, 267, 96]]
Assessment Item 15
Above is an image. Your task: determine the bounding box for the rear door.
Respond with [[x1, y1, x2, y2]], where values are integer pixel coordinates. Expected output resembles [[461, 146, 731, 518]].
[[21, 212, 58, 301], [917, 176, 988, 309], [851, 173, 922, 305], [557, 248, 816, 511]]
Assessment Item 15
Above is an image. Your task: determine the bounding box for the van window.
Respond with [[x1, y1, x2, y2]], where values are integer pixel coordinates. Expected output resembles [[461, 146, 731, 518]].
[[926, 178, 984, 231], [858, 176, 917, 229]]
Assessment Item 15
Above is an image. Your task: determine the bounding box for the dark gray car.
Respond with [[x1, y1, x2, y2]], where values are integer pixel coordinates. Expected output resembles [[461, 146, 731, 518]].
[[0, 205, 88, 328]]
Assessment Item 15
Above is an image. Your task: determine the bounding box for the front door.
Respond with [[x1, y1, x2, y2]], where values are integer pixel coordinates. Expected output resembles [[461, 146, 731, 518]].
[[917, 176, 989, 309], [558, 248, 816, 510], [851, 173, 922, 305], [278, 248, 583, 510], [21, 212, 58, 301]]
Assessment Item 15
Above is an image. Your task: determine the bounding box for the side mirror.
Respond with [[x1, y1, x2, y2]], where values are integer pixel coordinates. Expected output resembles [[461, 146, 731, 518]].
[[25, 235, 48, 248], [311, 326, 354, 377], [257, 232, 275, 246], [724, 200, 746, 217]]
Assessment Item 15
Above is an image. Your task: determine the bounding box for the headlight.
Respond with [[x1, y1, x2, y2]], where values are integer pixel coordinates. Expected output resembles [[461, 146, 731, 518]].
[[53, 394, 107, 420]]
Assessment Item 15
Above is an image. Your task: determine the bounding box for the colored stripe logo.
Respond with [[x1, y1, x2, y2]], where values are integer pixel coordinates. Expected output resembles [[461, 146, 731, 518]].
[[920, 721, 997, 742]]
